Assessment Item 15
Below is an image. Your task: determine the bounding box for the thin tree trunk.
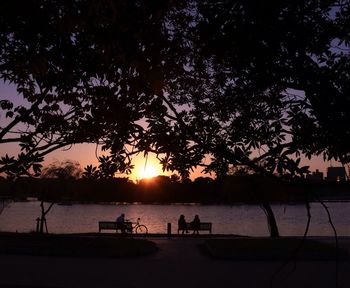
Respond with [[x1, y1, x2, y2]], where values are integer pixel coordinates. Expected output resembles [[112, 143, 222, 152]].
[[270, 200, 311, 287], [261, 202, 280, 238], [39, 201, 55, 233], [318, 199, 339, 288], [39, 201, 45, 233]]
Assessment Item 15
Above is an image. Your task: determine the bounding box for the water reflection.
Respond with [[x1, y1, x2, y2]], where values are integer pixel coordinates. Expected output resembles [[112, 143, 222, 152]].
[[0, 201, 349, 236]]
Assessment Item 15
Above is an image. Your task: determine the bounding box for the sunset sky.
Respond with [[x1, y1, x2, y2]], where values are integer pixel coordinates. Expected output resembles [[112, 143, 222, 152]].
[[0, 81, 337, 181]]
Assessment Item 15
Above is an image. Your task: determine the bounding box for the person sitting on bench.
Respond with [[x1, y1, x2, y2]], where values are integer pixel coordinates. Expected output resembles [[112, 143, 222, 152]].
[[178, 214, 188, 234], [191, 215, 200, 235], [116, 213, 126, 233]]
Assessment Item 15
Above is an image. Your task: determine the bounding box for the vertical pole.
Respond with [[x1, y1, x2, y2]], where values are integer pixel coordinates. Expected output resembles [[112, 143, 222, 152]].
[[36, 217, 40, 233], [44, 218, 48, 233], [167, 223, 171, 236]]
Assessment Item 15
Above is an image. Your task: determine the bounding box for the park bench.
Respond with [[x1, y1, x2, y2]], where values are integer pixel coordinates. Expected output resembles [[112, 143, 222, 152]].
[[178, 222, 212, 234], [98, 221, 132, 233]]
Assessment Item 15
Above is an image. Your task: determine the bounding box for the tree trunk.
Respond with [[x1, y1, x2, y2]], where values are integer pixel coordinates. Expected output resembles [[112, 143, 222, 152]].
[[261, 202, 280, 238], [39, 216, 45, 233], [38, 200, 55, 233], [39, 201, 46, 233]]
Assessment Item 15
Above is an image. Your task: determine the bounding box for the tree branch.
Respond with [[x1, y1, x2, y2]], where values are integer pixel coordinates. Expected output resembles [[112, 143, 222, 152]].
[[0, 95, 45, 140], [0, 138, 22, 144]]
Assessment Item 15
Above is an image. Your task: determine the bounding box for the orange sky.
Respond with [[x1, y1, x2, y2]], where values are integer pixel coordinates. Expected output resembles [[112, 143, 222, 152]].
[[42, 142, 334, 181], [0, 81, 337, 180], [0, 130, 337, 181], [42, 143, 208, 181]]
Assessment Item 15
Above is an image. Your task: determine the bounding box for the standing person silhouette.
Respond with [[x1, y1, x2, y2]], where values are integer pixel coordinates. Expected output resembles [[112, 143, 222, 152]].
[[191, 215, 200, 235], [178, 214, 188, 234]]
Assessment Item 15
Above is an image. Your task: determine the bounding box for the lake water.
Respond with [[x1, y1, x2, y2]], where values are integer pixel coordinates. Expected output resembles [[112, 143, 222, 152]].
[[0, 201, 349, 236]]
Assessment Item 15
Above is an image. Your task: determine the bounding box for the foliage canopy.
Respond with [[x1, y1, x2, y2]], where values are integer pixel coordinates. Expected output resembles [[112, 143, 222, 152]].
[[0, 0, 349, 180]]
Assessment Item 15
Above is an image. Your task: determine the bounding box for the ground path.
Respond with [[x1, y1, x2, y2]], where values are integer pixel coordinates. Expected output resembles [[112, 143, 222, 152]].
[[0, 237, 349, 288]]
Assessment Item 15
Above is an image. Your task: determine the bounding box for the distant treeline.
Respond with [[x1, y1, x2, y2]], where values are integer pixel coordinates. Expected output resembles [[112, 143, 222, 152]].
[[0, 175, 349, 203]]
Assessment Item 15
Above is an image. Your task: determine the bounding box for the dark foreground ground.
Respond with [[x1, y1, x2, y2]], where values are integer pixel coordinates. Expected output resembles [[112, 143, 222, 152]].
[[0, 235, 349, 288]]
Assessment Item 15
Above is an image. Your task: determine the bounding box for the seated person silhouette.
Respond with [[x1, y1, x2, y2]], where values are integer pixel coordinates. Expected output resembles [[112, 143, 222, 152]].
[[191, 215, 200, 235], [116, 213, 127, 233], [178, 214, 188, 234]]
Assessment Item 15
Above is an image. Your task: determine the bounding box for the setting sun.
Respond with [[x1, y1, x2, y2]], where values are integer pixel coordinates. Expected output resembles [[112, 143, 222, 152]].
[[140, 165, 158, 179], [132, 154, 173, 181]]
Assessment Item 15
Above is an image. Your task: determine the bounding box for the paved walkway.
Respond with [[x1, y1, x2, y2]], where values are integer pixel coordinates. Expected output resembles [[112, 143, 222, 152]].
[[0, 237, 349, 288]]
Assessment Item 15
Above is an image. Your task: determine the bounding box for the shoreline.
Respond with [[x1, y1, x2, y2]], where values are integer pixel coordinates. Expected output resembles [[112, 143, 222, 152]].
[[2, 231, 350, 238], [4, 197, 350, 204]]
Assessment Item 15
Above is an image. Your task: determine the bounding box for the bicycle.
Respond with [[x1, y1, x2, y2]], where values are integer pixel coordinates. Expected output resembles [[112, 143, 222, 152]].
[[126, 218, 148, 234]]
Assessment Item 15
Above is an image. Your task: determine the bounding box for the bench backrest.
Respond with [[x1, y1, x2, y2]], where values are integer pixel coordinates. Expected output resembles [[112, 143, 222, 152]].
[[198, 222, 212, 230], [179, 222, 212, 230], [99, 221, 117, 229], [99, 221, 132, 230]]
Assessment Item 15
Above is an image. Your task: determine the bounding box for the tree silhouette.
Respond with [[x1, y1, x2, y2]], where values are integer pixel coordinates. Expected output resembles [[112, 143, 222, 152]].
[[41, 160, 82, 179], [161, 0, 350, 178], [82, 165, 99, 180], [159, 0, 350, 236], [2, 1, 348, 178], [0, 0, 174, 177], [1, 1, 349, 236], [36, 160, 81, 233]]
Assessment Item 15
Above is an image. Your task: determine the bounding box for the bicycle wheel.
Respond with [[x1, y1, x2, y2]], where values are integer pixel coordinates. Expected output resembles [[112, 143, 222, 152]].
[[135, 225, 148, 234]]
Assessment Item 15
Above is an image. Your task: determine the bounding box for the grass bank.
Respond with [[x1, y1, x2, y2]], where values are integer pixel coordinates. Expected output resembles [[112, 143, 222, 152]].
[[0, 232, 158, 258]]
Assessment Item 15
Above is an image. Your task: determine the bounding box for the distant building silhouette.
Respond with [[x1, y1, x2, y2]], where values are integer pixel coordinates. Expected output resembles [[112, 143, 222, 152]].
[[306, 169, 324, 182], [326, 167, 347, 182]]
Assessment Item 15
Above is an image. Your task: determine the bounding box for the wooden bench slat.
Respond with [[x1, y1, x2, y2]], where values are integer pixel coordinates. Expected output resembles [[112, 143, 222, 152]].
[[99, 221, 132, 232], [178, 222, 212, 233], [99, 221, 212, 234]]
